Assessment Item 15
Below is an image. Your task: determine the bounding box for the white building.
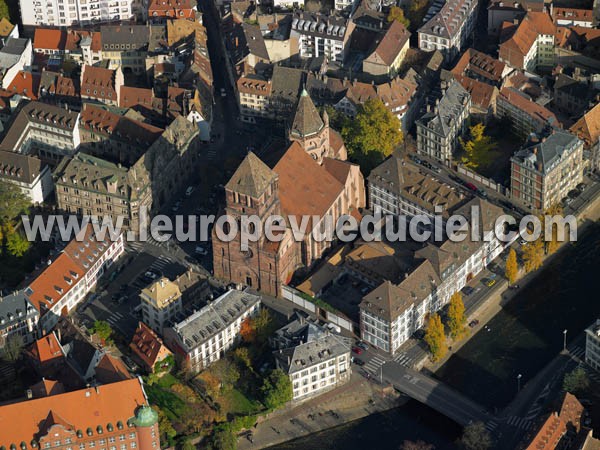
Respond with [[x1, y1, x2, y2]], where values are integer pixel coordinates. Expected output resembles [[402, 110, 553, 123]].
[[140, 277, 183, 335], [585, 319, 600, 371], [418, 0, 479, 62], [0, 150, 54, 204], [164, 289, 261, 374], [360, 198, 510, 354], [290, 12, 354, 63], [0, 290, 40, 348], [25, 225, 124, 334], [0, 38, 32, 89], [274, 333, 351, 401], [20, 0, 134, 27]]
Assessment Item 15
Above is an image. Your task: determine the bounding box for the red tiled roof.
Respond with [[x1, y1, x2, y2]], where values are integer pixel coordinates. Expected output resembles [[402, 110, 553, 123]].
[[274, 142, 343, 222], [119, 86, 153, 109], [95, 354, 132, 384], [33, 28, 66, 51], [31, 332, 64, 363], [366, 20, 410, 67], [499, 87, 559, 125], [454, 74, 498, 110], [499, 12, 556, 67], [129, 322, 171, 371], [65, 29, 93, 51], [148, 0, 195, 18], [81, 65, 117, 102], [0, 378, 148, 447], [7, 71, 40, 100], [552, 7, 593, 24], [451, 48, 507, 84], [525, 412, 566, 450], [570, 102, 600, 147], [558, 392, 584, 432], [237, 76, 271, 96], [29, 379, 65, 398]]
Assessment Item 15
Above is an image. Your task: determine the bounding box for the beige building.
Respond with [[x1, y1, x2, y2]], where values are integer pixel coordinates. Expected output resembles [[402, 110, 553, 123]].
[[101, 25, 149, 74], [510, 131, 583, 211], [54, 152, 152, 231], [140, 277, 183, 334], [362, 21, 410, 78], [237, 75, 273, 122]]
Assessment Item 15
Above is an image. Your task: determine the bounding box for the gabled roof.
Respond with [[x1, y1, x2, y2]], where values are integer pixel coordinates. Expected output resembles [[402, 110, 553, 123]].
[[453, 74, 498, 110], [557, 392, 583, 433], [417, 79, 470, 138], [0, 150, 45, 184], [360, 280, 414, 322], [242, 23, 269, 61], [29, 379, 65, 398], [7, 71, 40, 99], [130, 322, 171, 370], [33, 28, 66, 51], [274, 142, 343, 221], [225, 151, 277, 198], [451, 48, 508, 84], [525, 412, 566, 450], [290, 89, 324, 139], [570, 103, 600, 147], [30, 332, 64, 363], [500, 12, 556, 59], [365, 20, 410, 67], [95, 354, 132, 384], [0, 378, 148, 447]]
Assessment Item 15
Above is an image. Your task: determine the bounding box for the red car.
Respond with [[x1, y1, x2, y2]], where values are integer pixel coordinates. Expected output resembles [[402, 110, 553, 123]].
[[465, 182, 478, 192], [352, 346, 362, 355]]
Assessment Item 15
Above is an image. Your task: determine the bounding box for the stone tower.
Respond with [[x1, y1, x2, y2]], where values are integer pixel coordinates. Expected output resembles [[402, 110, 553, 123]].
[[289, 89, 331, 164]]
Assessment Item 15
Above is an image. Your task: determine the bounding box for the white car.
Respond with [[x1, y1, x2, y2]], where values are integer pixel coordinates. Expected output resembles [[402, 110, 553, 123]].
[[144, 271, 158, 280]]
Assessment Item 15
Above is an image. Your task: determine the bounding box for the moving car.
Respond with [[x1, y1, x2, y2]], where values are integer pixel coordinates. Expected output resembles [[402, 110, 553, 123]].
[[483, 278, 497, 287]]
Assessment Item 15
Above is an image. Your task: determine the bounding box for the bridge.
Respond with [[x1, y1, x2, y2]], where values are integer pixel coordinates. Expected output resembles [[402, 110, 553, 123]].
[[381, 362, 494, 427]]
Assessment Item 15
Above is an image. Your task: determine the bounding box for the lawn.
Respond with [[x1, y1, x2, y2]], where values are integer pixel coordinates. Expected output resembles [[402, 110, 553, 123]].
[[221, 388, 263, 416], [145, 376, 189, 421]]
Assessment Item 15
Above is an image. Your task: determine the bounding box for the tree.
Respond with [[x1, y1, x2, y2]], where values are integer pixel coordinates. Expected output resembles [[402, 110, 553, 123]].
[[543, 204, 564, 255], [447, 292, 466, 339], [424, 313, 446, 361], [460, 422, 493, 450], [0, 181, 30, 225], [401, 440, 434, 450], [0, 0, 9, 22], [233, 347, 252, 371], [505, 248, 518, 285], [342, 98, 403, 173], [181, 440, 196, 450], [261, 368, 293, 410], [1, 334, 24, 362], [154, 408, 176, 447], [208, 423, 237, 450], [197, 370, 221, 397], [563, 367, 590, 395], [91, 320, 113, 344], [459, 123, 497, 170], [211, 358, 240, 390], [522, 239, 544, 273], [240, 317, 257, 343], [387, 6, 410, 27], [253, 308, 275, 343], [405, 0, 429, 30], [6, 230, 30, 257]]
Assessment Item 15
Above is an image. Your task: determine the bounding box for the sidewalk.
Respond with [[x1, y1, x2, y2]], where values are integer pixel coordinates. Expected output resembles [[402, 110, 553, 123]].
[[237, 374, 400, 450]]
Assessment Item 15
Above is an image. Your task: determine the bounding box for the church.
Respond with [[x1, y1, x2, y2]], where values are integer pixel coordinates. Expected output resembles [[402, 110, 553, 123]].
[[212, 91, 365, 296]]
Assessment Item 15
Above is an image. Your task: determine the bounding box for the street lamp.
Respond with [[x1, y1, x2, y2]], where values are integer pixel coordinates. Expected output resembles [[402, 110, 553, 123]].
[[563, 329, 568, 351], [517, 374, 522, 392]]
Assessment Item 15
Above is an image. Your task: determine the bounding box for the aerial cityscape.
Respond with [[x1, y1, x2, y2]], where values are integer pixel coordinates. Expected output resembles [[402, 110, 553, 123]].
[[0, 0, 599, 448]]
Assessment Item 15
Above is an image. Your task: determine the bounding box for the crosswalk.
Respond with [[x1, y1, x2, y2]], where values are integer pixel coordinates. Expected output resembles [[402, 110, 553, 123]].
[[506, 416, 533, 430], [364, 355, 386, 374], [126, 240, 145, 253], [394, 352, 415, 368], [0, 361, 15, 380], [106, 311, 125, 327], [150, 255, 173, 273], [207, 148, 217, 160], [569, 345, 585, 360], [485, 418, 499, 432]]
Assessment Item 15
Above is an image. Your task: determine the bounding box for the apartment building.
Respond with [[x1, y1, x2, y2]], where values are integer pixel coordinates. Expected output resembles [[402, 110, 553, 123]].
[[54, 152, 152, 231], [499, 12, 556, 72], [0, 379, 159, 450], [510, 131, 583, 211], [274, 333, 351, 401], [0, 101, 80, 163], [417, 0, 479, 62], [237, 75, 273, 122], [0, 290, 40, 348], [140, 277, 183, 334], [416, 79, 471, 165], [487, 0, 544, 36], [585, 319, 600, 371], [290, 12, 354, 63], [368, 157, 467, 233], [451, 48, 512, 87], [80, 65, 122, 106], [164, 289, 261, 374], [570, 102, 600, 172], [497, 87, 559, 137], [0, 37, 32, 89], [0, 150, 53, 203], [24, 224, 124, 334], [101, 25, 150, 74], [20, 0, 134, 27], [359, 198, 508, 354]]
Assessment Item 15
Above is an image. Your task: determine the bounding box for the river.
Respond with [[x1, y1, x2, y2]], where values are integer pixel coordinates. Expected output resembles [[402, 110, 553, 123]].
[[267, 222, 600, 449]]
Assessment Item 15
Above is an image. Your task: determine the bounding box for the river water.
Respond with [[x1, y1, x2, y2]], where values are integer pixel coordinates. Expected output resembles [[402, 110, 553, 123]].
[[267, 222, 600, 449]]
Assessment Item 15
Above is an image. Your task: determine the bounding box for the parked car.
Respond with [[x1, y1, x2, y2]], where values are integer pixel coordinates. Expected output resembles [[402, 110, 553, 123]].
[[477, 188, 487, 198], [461, 286, 475, 296], [483, 278, 497, 287], [185, 186, 195, 197], [144, 271, 158, 280], [449, 174, 464, 185], [469, 319, 480, 328], [352, 346, 362, 355], [195, 246, 208, 256], [577, 182, 586, 191], [465, 182, 478, 192], [220, 87, 226, 97], [356, 341, 369, 351], [171, 201, 180, 212], [353, 358, 365, 366]]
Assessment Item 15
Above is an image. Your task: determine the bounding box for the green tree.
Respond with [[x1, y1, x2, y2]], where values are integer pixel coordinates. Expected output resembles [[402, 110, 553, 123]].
[[6, 230, 30, 257], [563, 367, 590, 395], [0, 181, 30, 225], [233, 347, 252, 371], [181, 440, 196, 450], [447, 292, 466, 339], [1, 334, 24, 362], [254, 308, 275, 342], [91, 320, 113, 344], [154, 407, 176, 446], [460, 421, 493, 450], [459, 123, 497, 170], [387, 6, 410, 27], [424, 313, 446, 361], [208, 423, 237, 450], [505, 248, 518, 285], [405, 0, 429, 30], [261, 368, 293, 410], [522, 239, 544, 273], [342, 98, 403, 173]]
